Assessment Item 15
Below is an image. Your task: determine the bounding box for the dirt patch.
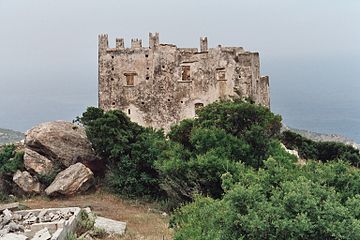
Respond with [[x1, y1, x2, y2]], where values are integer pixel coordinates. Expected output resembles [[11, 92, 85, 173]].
[[20, 191, 173, 240]]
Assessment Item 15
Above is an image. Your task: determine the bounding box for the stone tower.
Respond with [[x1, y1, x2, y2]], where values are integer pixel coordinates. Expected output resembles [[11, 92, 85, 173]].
[[98, 33, 270, 131]]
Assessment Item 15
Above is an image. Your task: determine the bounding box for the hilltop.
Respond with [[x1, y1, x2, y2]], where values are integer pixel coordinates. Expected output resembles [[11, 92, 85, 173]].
[[0, 128, 24, 145], [284, 126, 360, 150]]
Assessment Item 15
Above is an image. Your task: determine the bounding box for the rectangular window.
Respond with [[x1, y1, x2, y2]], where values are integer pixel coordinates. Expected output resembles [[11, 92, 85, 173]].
[[181, 66, 191, 80], [216, 69, 226, 81], [124, 72, 137, 86]]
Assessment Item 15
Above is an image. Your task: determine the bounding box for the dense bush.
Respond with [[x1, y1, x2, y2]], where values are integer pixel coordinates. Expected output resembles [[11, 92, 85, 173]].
[[0, 144, 24, 201], [0, 144, 24, 175], [77, 107, 165, 197], [281, 130, 360, 166], [180, 100, 282, 168], [172, 154, 360, 240], [156, 101, 282, 203]]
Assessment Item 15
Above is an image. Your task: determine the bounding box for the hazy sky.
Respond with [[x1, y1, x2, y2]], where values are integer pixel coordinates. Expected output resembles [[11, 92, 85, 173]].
[[0, 0, 359, 141]]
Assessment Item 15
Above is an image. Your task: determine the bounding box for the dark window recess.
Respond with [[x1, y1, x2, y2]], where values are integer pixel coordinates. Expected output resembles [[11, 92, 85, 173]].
[[146, 76, 149, 80], [195, 103, 204, 111], [216, 70, 226, 81], [111, 56, 114, 59], [111, 78, 114, 81], [128, 109, 131, 114], [147, 67, 150, 70], [145, 54, 149, 58], [168, 99, 171, 102], [112, 102, 116, 106], [124, 72, 137, 86], [181, 66, 191, 80], [112, 67, 114, 71]]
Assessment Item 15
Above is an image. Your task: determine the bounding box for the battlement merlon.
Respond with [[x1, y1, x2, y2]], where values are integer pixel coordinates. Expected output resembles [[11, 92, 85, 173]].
[[116, 38, 124, 49], [149, 32, 159, 49], [98, 34, 108, 53], [131, 38, 142, 49], [200, 37, 208, 52]]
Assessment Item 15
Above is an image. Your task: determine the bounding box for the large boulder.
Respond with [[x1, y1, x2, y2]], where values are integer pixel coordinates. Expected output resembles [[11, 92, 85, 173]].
[[12, 170, 41, 194], [23, 148, 54, 175], [25, 121, 97, 167], [45, 163, 94, 196]]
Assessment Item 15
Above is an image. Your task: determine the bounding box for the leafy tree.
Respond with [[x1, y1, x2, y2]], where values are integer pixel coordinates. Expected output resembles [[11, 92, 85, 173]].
[[78, 107, 165, 197], [168, 119, 194, 150], [195, 100, 282, 139]]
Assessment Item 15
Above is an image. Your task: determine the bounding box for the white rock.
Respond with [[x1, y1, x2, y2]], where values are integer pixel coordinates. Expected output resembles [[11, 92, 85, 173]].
[[0, 233, 28, 240], [94, 216, 126, 235], [12, 171, 41, 194], [280, 143, 300, 158], [3, 209, 13, 218], [31, 227, 51, 240]]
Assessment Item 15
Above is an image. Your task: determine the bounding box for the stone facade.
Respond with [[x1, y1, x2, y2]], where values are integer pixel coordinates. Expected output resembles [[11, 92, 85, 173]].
[[98, 33, 270, 131]]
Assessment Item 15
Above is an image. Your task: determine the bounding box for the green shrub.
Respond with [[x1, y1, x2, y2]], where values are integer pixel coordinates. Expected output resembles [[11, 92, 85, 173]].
[[172, 154, 360, 240], [78, 107, 165, 198], [37, 166, 61, 186], [195, 100, 282, 139], [168, 119, 195, 150], [168, 101, 282, 169], [156, 101, 282, 204], [76, 210, 95, 236], [0, 145, 24, 175]]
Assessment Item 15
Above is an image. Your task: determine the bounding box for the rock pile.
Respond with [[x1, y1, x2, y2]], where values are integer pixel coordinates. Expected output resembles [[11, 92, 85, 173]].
[[11, 121, 100, 196], [0, 207, 80, 240]]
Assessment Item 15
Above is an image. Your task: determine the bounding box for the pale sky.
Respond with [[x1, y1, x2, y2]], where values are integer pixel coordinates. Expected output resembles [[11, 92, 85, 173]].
[[0, 0, 359, 141]]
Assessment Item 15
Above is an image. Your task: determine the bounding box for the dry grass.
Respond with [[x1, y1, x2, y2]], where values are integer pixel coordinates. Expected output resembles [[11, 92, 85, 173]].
[[20, 191, 173, 240]]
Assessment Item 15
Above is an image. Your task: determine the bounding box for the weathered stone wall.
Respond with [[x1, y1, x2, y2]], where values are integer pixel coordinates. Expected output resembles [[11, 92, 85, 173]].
[[98, 33, 270, 131]]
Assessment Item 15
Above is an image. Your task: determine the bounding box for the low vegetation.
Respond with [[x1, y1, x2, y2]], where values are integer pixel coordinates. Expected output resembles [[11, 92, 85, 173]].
[[77, 100, 360, 239], [0, 144, 24, 201], [0, 144, 24, 175]]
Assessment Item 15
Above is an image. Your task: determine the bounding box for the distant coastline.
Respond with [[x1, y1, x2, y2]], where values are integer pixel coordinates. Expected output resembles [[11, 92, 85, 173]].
[[0, 128, 24, 145], [283, 125, 360, 150]]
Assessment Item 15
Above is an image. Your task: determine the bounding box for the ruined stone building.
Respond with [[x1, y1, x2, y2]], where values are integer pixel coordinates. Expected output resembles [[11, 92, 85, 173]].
[[98, 33, 270, 131]]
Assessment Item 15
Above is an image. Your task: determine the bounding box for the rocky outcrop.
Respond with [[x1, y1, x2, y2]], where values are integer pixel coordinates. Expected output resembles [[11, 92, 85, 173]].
[[12, 171, 41, 194], [280, 143, 300, 159], [23, 148, 54, 175], [45, 163, 94, 196], [25, 121, 97, 167], [10, 121, 99, 196]]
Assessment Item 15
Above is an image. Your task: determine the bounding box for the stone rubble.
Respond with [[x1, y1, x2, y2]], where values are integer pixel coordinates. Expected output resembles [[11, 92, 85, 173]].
[[0, 207, 79, 240]]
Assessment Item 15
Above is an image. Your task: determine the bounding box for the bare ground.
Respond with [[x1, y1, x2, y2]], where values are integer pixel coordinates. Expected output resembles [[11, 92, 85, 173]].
[[20, 191, 173, 240]]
